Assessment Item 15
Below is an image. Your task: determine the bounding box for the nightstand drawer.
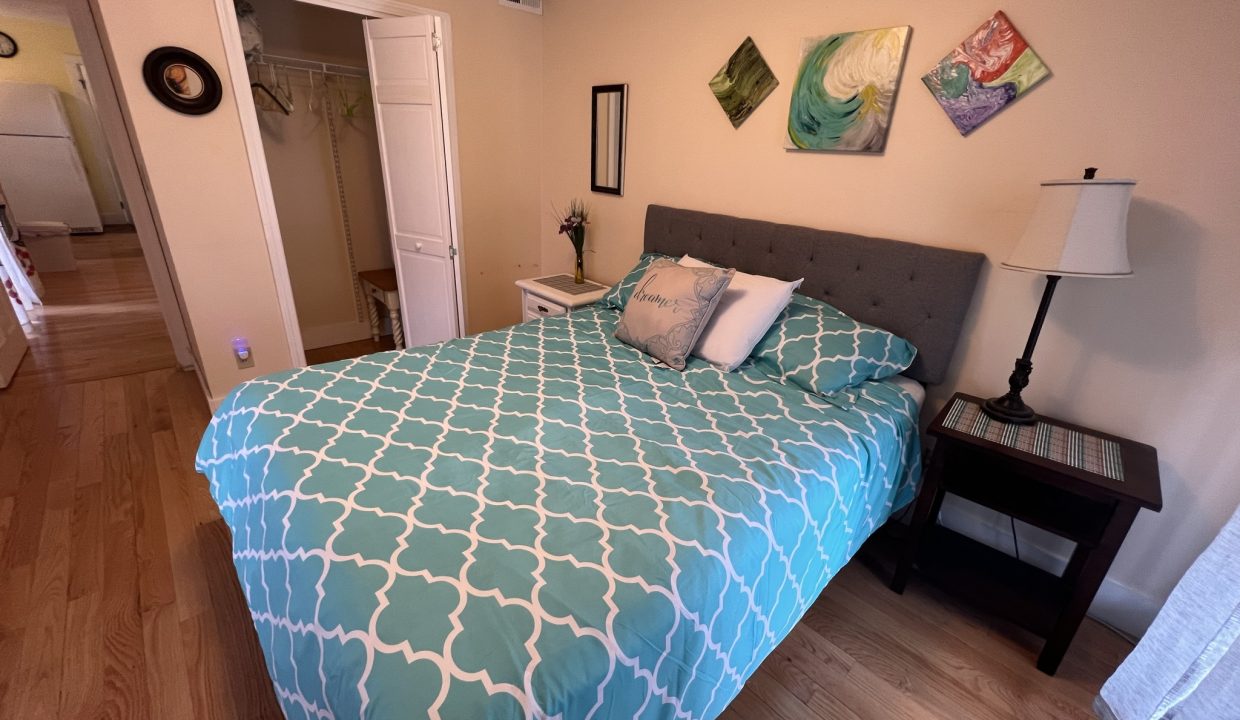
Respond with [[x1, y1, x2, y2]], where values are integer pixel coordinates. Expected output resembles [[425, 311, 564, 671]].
[[523, 294, 566, 321]]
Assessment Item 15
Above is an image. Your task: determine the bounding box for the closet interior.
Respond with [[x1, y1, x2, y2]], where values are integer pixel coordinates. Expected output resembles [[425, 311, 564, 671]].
[[236, 0, 396, 363]]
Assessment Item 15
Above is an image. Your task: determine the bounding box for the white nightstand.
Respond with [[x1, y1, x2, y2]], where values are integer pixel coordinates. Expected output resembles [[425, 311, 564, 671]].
[[515, 274, 608, 322]]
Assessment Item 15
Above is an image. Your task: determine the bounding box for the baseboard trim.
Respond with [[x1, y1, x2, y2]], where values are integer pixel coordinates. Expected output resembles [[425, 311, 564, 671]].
[[938, 496, 1161, 639], [300, 319, 375, 350]]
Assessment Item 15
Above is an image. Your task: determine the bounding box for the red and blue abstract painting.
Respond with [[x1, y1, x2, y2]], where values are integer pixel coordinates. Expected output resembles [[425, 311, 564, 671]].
[[923, 11, 1050, 136]]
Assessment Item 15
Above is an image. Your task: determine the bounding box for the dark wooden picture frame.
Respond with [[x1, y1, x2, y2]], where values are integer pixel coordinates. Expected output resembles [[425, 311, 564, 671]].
[[142, 46, 222, 116], [590, 84, 627, 196]]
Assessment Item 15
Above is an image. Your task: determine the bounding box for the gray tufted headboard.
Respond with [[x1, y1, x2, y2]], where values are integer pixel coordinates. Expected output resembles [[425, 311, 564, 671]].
[[643, 205, 985, 385]]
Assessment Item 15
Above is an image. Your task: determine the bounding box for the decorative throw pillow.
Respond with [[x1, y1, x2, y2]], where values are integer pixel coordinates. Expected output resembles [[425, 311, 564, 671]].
[[751, 294, 918, 395], [679, 255, 803, 371], [600, 253, 672, 310], [614, 259, 735, 370]]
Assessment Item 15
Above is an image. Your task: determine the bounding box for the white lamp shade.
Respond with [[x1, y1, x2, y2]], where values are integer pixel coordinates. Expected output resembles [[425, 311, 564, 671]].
[[1002, 178, 1136, 277]]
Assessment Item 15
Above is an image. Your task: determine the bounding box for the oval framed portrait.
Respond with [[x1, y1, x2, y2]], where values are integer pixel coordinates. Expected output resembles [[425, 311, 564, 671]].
[[142, 47, 222, 115]]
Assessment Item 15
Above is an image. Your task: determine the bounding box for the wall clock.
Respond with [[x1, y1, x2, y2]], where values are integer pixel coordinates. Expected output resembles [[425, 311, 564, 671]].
[[0, 32, 18, 59]]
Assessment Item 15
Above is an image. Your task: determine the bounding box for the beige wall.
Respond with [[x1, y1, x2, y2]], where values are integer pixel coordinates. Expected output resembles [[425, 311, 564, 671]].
[[87, 0, 543, 401], [0, 13, 126, 222], [91, 0, 295, 399], [540, 0, 1240, 632]]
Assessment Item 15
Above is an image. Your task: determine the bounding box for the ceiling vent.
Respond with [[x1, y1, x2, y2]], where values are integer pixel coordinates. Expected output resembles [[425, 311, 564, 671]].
[[498, 0, 542, 15]]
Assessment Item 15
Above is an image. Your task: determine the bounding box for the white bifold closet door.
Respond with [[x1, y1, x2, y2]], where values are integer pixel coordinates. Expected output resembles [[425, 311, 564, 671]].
[[364, 14, 461, 348]]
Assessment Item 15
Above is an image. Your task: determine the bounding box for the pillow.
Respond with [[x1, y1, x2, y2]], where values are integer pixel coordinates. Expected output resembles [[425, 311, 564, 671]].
[[751, 294, 917, 395], [614, 259, 735, 370], [678, 255, 803, 371], [600, 253, 672, 310]]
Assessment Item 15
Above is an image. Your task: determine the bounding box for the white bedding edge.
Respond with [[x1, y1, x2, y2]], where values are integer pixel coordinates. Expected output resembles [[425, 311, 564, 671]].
[[889, 375, 925, 411]]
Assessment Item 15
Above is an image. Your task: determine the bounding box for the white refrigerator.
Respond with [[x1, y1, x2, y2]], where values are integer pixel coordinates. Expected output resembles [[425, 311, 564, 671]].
[[0, 83, 102, 233]]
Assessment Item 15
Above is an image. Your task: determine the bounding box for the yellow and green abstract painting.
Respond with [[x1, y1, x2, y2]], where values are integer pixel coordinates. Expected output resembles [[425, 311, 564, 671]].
[[709, 36, 779, 129], [786, 26, 911, 153]]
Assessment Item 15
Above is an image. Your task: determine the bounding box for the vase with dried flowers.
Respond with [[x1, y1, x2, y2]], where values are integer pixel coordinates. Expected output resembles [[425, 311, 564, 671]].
[[555, 199, 590, 283]]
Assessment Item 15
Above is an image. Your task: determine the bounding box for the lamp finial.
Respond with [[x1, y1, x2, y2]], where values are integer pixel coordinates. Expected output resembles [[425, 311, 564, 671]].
[[1084, 167, 1098, 180]]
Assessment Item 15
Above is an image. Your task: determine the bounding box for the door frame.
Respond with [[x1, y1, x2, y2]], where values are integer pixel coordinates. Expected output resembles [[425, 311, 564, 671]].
[[61, 53, 131, 225], [211, 0, 468, 365], [64, 0, 199, 371]]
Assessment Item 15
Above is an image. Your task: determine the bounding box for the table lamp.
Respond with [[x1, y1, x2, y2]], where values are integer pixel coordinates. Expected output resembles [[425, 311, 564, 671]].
[[982, 168, 1136, 424]]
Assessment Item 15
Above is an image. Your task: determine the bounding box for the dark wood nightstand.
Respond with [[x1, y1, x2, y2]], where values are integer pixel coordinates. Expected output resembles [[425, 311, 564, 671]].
[[890, 393, 1162, 675]]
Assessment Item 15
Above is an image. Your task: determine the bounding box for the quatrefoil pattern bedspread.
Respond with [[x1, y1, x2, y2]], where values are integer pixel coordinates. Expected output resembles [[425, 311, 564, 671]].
[[195, 305, 921, 720]]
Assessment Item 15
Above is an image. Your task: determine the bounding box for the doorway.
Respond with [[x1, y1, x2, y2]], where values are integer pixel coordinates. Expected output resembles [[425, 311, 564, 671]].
[[0, 2, 192, 387], [220, 0, 466, 366]]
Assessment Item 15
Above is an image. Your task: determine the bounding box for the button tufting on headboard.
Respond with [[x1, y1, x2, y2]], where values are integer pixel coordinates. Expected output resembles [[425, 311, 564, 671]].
[[642, 205, 985, 385]]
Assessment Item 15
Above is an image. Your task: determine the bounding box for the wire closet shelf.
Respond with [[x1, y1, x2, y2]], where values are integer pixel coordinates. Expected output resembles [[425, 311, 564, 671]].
[[247, 52, 369, 79]]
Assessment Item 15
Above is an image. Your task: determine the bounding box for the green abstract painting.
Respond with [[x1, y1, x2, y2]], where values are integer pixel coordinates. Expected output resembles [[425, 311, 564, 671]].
[[786, 26, 911, 153], [709, 37, 779, 129]]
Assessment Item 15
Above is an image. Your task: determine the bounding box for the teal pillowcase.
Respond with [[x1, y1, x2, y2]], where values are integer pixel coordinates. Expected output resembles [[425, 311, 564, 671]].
[[600, 253, 672, 309], [751, 294, 918, 396]]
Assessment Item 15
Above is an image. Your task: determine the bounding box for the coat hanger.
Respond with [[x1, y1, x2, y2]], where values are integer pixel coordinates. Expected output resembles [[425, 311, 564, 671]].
[[248, 59, 292, 115], [275, 64, 295, 112], [251, 78, 292, 115]]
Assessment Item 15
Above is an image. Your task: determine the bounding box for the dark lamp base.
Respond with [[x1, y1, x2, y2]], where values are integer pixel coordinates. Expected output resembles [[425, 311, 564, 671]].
[[983, 395, 1037, 425]]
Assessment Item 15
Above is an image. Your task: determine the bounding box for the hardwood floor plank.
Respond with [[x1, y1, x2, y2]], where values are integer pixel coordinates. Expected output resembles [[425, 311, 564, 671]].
[[60, 591, 104, 719], [98, 515, 152, 720], [68, 481, 104, 601], [0, 495, 13, 562], [12, 506, 72, 718], [1, 387, 61, 572], [142, 602, 195, 720], [0, 564, 32, 709], [153, 428, 213, 622], [103, 376, 129, 438], [76, 380, 106, 488], [8, 230, 179, 391], [770, 623, 936, 720]]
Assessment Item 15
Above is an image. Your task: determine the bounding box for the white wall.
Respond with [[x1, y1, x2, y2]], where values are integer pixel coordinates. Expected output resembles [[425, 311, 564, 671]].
[[539, 0, 1240, 635]]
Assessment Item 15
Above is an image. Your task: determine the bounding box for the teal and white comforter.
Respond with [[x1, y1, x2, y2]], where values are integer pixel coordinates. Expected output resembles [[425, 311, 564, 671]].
[[196, 305, 921, 720]]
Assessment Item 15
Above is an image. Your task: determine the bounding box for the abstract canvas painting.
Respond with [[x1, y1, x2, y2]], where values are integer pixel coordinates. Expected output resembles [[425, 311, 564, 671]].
[[785, 26, 910, 153], [709, 37, 779, 129], [923, 11, 1050, 136]]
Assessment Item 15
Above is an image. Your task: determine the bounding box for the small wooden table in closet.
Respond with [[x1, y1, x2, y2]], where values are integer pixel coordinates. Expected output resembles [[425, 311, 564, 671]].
[[359, 269, 404, 350]]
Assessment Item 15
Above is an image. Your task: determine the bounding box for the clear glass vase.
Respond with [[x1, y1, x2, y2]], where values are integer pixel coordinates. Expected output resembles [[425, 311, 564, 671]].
[[571, 227, 586, 283]]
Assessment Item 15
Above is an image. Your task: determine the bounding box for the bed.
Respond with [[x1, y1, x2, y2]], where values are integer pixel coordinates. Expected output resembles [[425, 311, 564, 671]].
[[196, 206, 983, 720]]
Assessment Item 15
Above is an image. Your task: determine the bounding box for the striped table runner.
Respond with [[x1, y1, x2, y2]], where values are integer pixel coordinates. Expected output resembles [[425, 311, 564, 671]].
[[942, 399, 1124, 482]]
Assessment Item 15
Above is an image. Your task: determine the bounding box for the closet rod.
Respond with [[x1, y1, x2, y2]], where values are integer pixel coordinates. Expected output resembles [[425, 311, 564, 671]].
[[249, 53, 369, 79]]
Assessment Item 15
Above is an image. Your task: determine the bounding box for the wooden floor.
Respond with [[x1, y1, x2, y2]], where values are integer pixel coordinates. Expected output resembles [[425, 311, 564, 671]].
[[10, 229, 180, 390], [304, 334, 395, 366], [0, 232, 1131, 718]]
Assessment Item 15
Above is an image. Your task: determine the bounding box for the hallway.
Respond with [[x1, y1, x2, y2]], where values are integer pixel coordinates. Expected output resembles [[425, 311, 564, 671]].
[[0, 228, 283, 717], [9, 228, 180, 390]]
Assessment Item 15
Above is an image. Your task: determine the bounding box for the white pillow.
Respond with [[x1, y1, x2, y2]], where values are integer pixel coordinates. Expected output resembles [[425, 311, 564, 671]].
[[678, 255, 803, 371]]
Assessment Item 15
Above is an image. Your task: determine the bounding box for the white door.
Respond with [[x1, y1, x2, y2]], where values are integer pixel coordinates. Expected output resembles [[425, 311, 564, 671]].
[[0, 290, 28, 388], [364, 15, 461, 348]]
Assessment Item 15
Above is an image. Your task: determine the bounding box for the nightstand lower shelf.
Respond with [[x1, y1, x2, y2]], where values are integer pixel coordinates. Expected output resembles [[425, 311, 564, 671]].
[[912, 525, 1066, 638]]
